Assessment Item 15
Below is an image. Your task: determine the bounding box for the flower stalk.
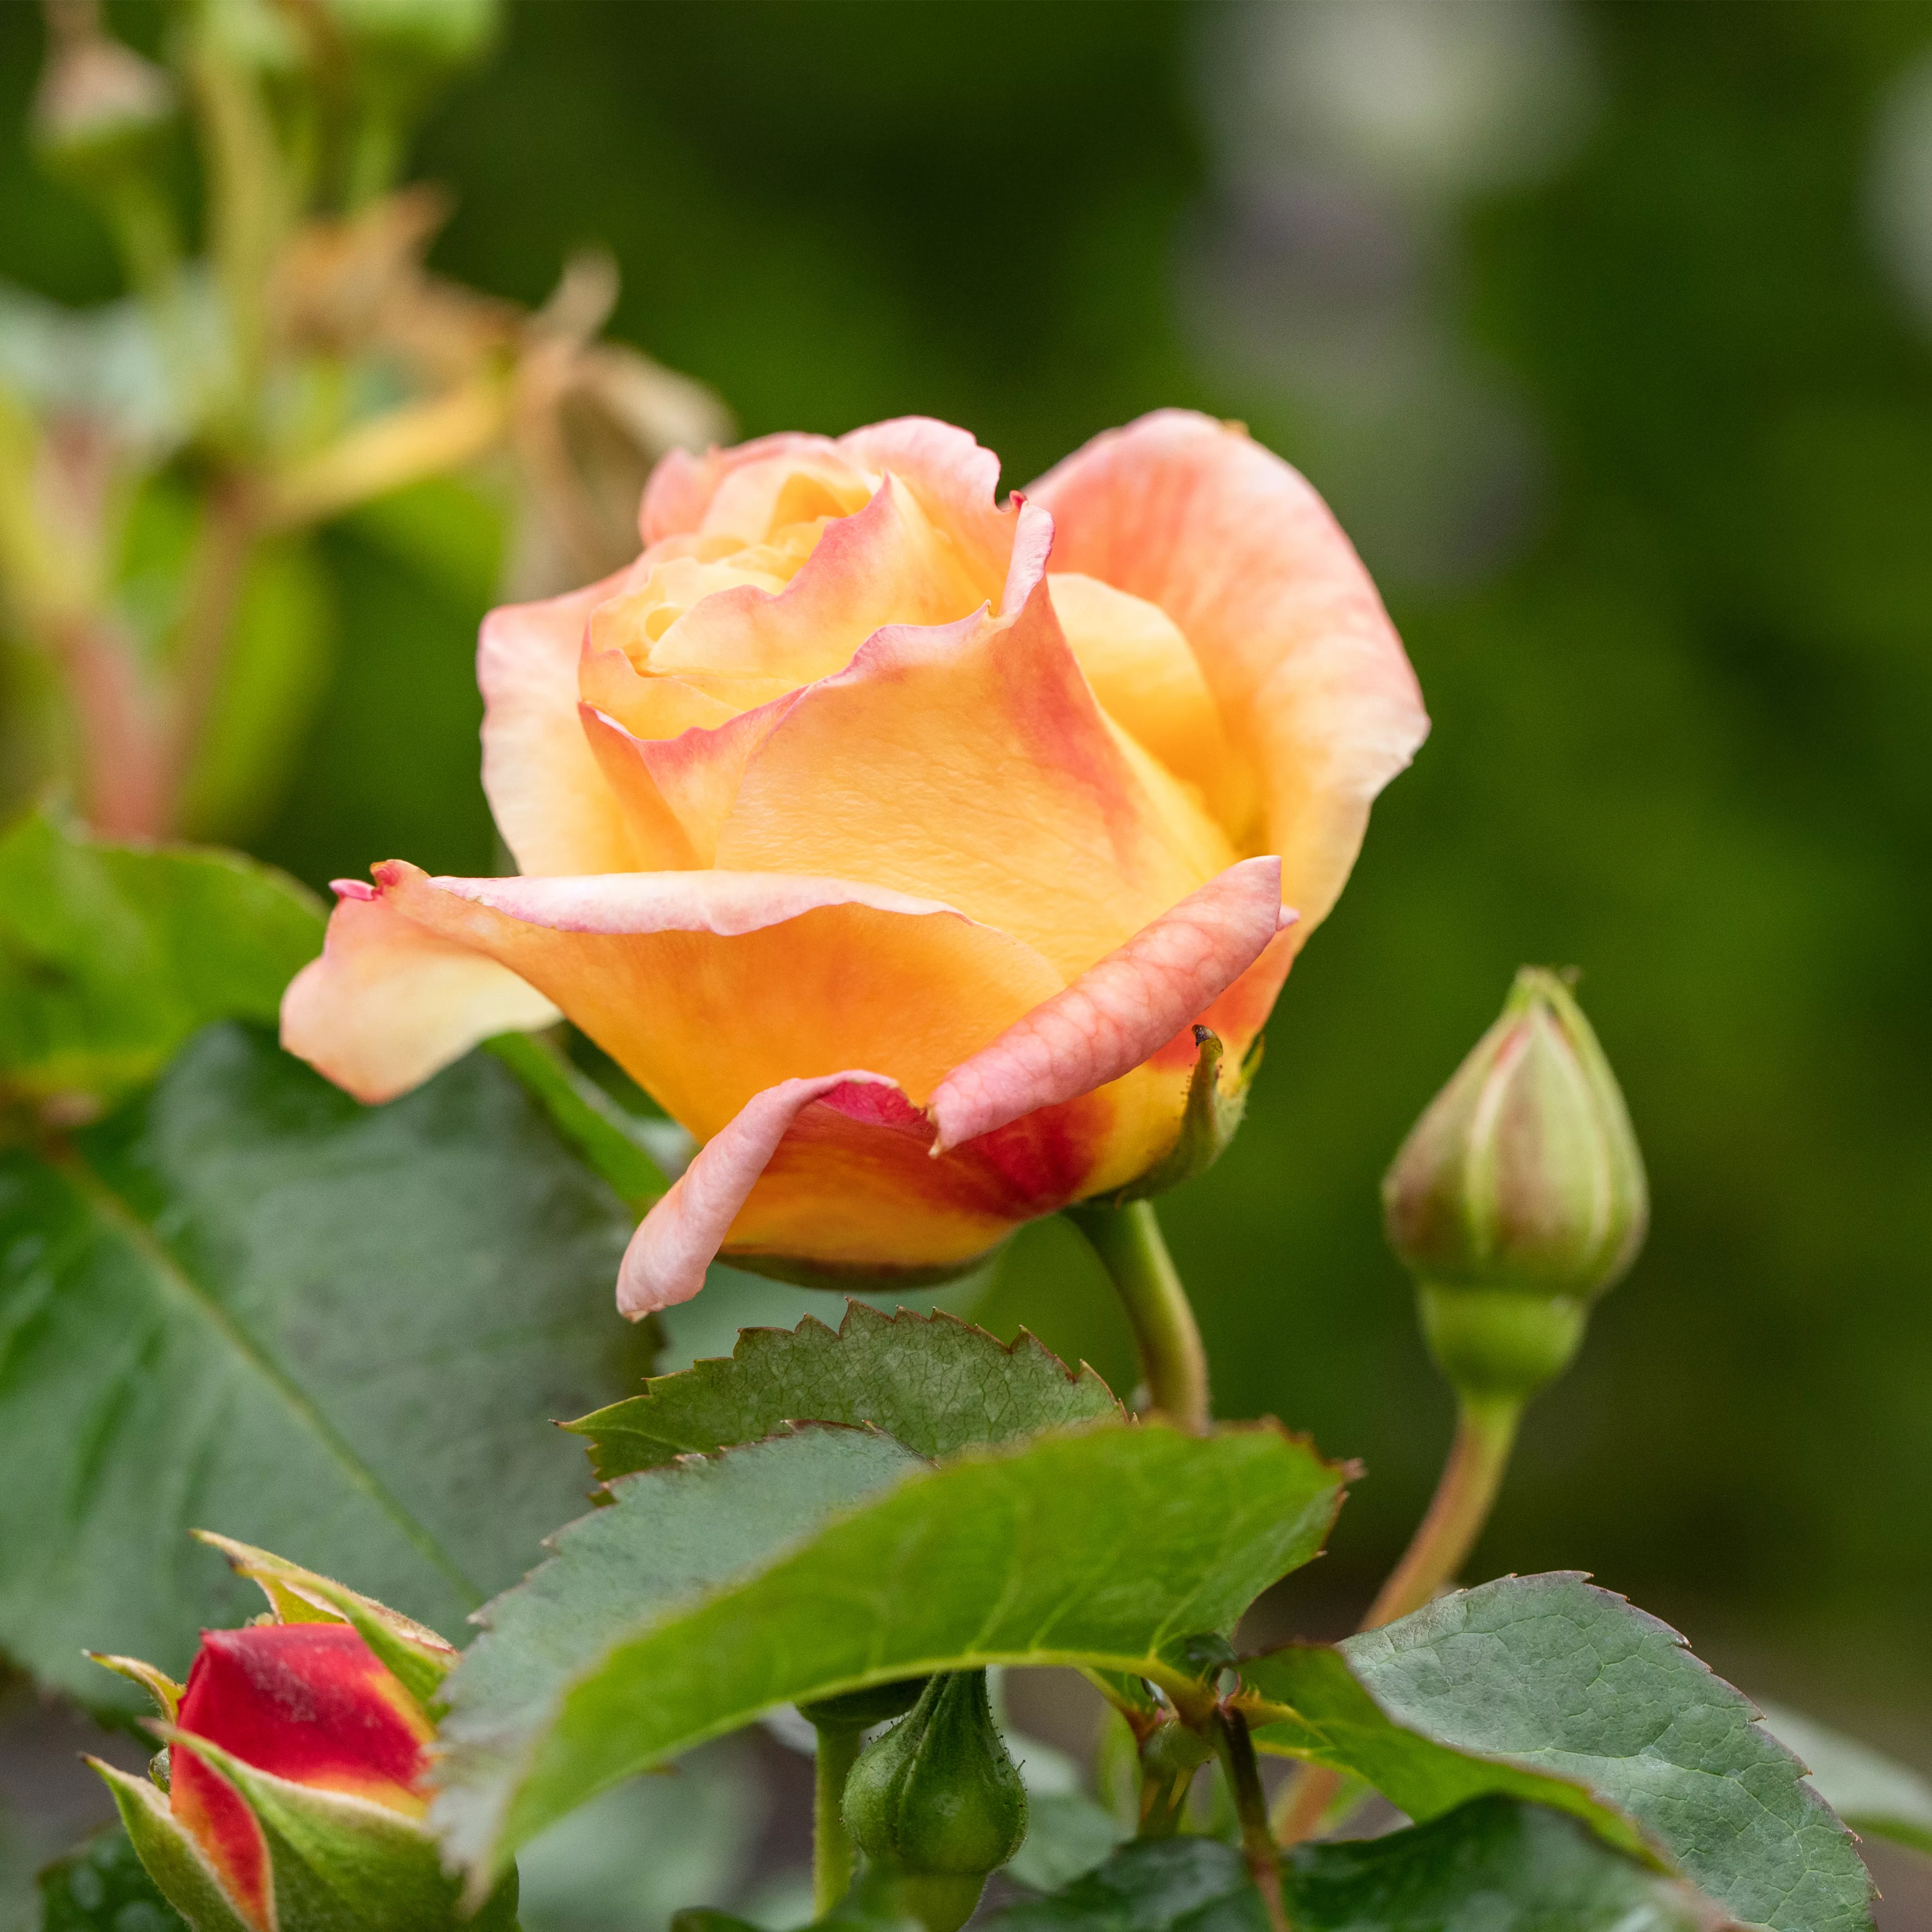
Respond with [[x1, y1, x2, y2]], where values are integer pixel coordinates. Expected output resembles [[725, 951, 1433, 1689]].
[[1068, 1200, 1210, 1432]]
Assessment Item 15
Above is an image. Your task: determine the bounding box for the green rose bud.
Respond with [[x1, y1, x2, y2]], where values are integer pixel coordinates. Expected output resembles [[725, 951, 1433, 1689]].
[[1383, 967, 1648, 1404], [842, 1671, 1027, 1932]]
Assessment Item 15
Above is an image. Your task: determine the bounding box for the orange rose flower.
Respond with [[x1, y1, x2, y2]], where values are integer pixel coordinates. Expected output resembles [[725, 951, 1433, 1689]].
[[282, 413, 1425, 1310]]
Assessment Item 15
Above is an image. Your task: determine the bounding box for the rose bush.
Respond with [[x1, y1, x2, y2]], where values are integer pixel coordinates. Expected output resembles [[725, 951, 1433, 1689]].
[[282, 412, 1426, 1309]]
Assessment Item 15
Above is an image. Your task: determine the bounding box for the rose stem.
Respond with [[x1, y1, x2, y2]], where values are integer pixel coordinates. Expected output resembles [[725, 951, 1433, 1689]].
[[1270, 1393, 1522, 1844], [1214, 1706, 1292, 1932], [811, 1719, 865, 1915], [1067, 1201, 1210, 1433]]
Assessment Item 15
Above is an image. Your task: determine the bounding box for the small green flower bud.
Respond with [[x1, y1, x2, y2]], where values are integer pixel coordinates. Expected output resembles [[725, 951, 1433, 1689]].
[[843, 1671, 1027, 1932], [1384, 968, 1648, 1404]]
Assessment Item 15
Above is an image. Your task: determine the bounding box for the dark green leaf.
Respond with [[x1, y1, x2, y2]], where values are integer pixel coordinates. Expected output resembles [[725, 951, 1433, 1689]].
[[0, 809, 322, 1119], [0, 1022, 650, 1707], [37, 1825, 187, 1932], [1756, 1700, 1932, 1858], [566, 1300, 1122, 1480], [1241, 1574, 1873, 1932], [436, 1420, 1345, 1893], [988, 1798, 1715, 1932]]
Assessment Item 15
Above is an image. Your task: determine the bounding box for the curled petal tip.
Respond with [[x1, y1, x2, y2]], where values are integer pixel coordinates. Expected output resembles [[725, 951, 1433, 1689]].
[[616, 1069, 905, 1317], [924, 856, 1286, 1152], [330, 878, 377, 902]]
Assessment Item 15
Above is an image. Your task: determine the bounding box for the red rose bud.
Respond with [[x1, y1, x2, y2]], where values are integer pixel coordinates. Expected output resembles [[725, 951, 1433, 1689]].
[[86, 1540, 513, 1932], [168, 1623, 435, 1923], [1382, 968, 1648, 1404]]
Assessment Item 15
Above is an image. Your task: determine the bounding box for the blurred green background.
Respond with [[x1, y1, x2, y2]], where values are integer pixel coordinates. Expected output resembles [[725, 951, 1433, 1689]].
[[6, 0, 1932, 1755]]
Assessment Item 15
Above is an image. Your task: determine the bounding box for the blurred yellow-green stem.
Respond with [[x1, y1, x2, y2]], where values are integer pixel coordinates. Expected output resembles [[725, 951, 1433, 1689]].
[[1271, 1392, 1523, 1845], [1066, 1200, 1209, 1432]]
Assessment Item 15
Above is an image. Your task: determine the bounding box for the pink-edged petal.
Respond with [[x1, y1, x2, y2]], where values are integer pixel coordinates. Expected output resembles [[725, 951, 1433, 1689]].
[[642, 471, 997, 684], [639, 432, 870, 545], [926, 856, 1293, 1151], [479, 570, 639, 876], [715, 578, 1238, 981], [378, 861, 974, 938], [579, 697, 801, 870], [359, 861, 1065, 1140], [836, 417, 1019, 588], [617, 1070, 902, 1315], [280, 884, 557, 1104], [1031, 409, 1428, 934]]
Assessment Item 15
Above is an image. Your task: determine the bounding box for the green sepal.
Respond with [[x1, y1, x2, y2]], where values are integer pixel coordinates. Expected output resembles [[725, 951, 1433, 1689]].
[[191, 1531, 458, 1712], [1108, 1028, 1259, 1206], [86, 1651, 185, 1720], [153, 1724, 519, 1932], [86, 1758, 256, 1932]]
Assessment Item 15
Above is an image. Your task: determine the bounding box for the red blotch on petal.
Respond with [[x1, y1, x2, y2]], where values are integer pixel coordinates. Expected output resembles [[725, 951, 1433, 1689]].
[[174, 1624, 433, 1818]]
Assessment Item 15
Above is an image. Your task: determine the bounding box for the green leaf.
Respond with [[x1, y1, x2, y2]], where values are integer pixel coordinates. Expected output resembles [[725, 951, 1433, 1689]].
[[483, 1030, 670, 1214], [436, 1420, 1345, 1894], [1756, 1700, 1932, 1858], [986, 1797, 1715, 1932], [1241, 1574, 1873, 1932], [37, 1824, 188, 1932], [566, 1300, 1123, 1480], [0, 808, 322, 1120], [0, 1022, 650, 1708]]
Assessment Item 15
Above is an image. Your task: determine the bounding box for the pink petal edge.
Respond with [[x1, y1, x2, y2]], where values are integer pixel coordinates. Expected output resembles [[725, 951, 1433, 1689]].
[[616, 1071, 902, 1317], [926, 856, 1293, 1152]]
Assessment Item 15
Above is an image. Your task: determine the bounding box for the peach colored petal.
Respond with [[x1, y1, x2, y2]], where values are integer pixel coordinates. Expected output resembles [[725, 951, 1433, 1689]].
[[580, 698, 796, 870], [715, 580, 1238, 981], [927, 857, 1292, 1151], [479, 571, 638, 876], [643, 472, 996, 686], [280, 883, 558, 1104], [617, 1068, 1125, 1307], [837, 417, 1018, 589], [577, 648, 793, 737], [1031, 410, 1428, 935], [1050, 571, 1259, 840], [639, 432, 866, 545], [367, 862, 1064, 1140], [618, 1070, 900, 1314]]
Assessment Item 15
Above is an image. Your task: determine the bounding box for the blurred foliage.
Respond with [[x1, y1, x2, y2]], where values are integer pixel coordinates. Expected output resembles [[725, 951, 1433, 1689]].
[[5, 0, 1931, 1721]]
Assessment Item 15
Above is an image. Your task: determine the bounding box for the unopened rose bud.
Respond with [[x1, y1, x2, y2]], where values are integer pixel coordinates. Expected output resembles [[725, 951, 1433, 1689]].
[[85, 1539, 514, 1932], [843, 1671, 1027, 1932], [1383, 967, 1648, 1404]]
